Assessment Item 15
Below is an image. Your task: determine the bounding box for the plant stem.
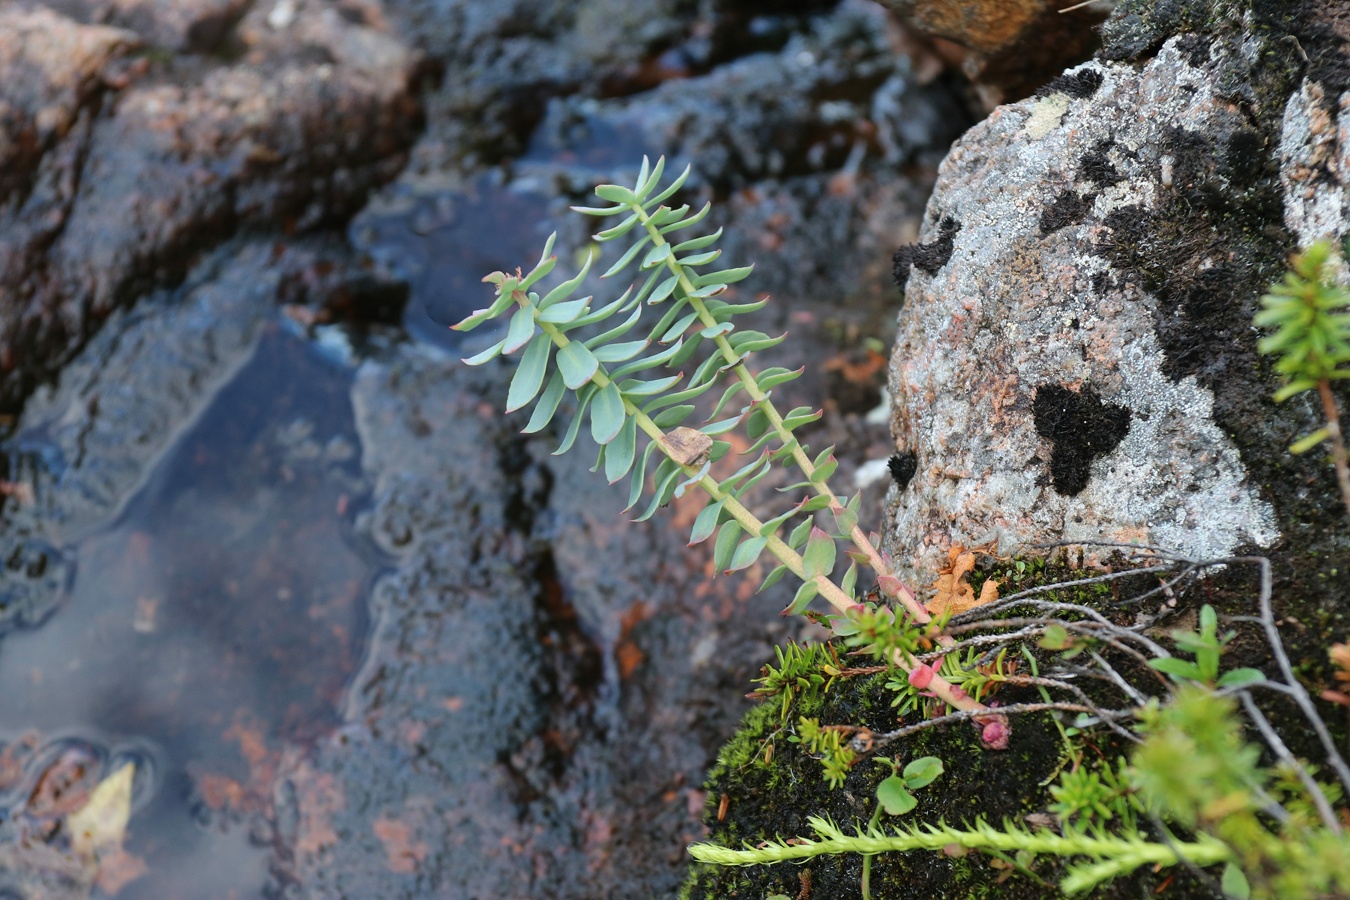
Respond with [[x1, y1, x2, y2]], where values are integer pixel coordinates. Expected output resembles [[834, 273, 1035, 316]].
[[1316, 379, 1350, 518]]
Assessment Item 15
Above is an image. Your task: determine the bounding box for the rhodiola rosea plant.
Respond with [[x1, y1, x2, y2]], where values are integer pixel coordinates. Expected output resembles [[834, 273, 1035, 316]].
[[452, 156, 999, 734]]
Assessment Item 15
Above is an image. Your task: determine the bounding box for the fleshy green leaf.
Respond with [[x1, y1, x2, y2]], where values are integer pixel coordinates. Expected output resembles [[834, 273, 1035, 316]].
[[462, 337, 507, 366], [651, 405, 697, 428], [537, 297, 590, 323], [784, 580, 818, 615], [802, 527, 836, 580], [594, 183, 636, 203], [594, 339, 649, 363], [506, 333, 552, 412], [713, 520, 743, 571], [876, 776, 917, 816], [590, 382, 627, 445], [523, 373, 566, 433], [554, 385, 596, 455], [726, 536, 768, 573], [557, 341, 600, 389], [901, 756, 944, 789], [503, 305, 537, 354], [689, 499, 726, 545], [758, 564, 791, 593], [1217, 668, 1267, 688], [605, 416, 638, 483]]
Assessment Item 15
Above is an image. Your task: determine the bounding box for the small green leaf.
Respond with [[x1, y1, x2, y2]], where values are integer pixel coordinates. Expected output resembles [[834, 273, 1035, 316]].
[[787, 519, 813, 550], [642, 244, 673, 269], [462, 337, 507, 366], [785, 580, 818, 615], [901, 756, 944, 789], [536, 297, 590, 323], [605, 416, 638, 483], [802, 528, 837, 580], [679, 249, 721, 267], [506, 333, 552, 412], [672, 228, 723, 254], [689, 499, 726, 545], [594, 183, 636, 203], [713, 521, 744, 571], [1217, 668, 1267, 688], [876, 776, 917, 816], [618, 374, 682, 398], [502, 305, 536, 354], [649, 274, 680, 305], [758, 564, 791, 593], [727, 537, 768, 573], [756, 367, 804, 391], [1148, 658, 1203, 681], [603, 236, 652, 278], [1221, 862, 1251, 899], [554, 385, 596, 456], [522, 373, 566, 434], [557, 341, 600, 389], [830, 505, 857, 538], [594, 339, 649, 363], [595, 212, 640, 241], [651, 405, 697, 429], [840, 561, 858, 598], [590, 382, 627, 445]]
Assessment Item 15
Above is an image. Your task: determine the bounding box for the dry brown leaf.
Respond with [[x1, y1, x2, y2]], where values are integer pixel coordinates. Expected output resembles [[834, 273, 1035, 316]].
[[925, 544, 1000, 617]]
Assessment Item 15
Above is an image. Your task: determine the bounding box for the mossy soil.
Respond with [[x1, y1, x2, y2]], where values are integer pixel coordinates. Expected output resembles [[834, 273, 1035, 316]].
[[681, 556, 1225, 900]]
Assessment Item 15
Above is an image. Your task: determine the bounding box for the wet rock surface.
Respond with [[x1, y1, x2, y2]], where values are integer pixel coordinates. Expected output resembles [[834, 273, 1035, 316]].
[[0, 0, 974, 896], [0, 0, 421, 414]]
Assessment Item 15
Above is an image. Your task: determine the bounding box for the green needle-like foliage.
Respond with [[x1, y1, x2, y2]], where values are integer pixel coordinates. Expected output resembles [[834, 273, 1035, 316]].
[[1254, 239, 1350, 514], [1256, 241, 1350, 402]]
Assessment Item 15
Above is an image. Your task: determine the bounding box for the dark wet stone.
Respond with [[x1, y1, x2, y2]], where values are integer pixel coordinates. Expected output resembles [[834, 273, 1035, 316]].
[[0, 0, 421, 415], [0, 239, 384, 635]]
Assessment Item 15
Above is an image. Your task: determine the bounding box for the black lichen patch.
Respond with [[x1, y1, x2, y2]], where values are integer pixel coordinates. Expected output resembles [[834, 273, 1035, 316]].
[[893, 217, 960, 293], [888, 452, 917, 490], [1035, 67, 1104, 100], [1032, 385, 1131, 496], [1078, 139, 1124, 187], [1038, 189, 1091, 234]]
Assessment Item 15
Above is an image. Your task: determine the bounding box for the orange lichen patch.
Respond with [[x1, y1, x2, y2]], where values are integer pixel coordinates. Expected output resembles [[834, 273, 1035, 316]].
[[441, 696, 464, 713], [94, 846, 148, 895], [926, 543, 1000, 617], [615, 600, 651, 680], [194, 774, 247, 812], [289, 761, 344, 858], [0, 731, 39, 791], [373, 816, 427, 875]]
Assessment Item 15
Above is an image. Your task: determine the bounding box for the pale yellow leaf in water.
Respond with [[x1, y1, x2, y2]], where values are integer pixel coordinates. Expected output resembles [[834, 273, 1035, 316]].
[[67, 763, 134, 856]]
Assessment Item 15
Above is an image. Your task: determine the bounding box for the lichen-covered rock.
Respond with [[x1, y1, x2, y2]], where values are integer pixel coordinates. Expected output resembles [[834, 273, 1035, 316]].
[[885, 3, 1350, 583], [888, 44, 1277, 577], [0, 0, 421, 414]]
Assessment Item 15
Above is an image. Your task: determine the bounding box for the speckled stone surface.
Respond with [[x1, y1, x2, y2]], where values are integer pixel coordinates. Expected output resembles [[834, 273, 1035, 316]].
[[885, 39, 1284, 579]]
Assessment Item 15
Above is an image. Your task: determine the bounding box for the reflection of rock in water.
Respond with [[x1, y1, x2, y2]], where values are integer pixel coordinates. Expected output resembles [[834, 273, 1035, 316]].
[[0, 241, 381, 900]]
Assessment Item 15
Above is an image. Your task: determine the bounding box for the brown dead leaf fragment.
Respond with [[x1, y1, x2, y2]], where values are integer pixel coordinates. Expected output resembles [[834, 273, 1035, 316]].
[[925, 544, 1000, 617]]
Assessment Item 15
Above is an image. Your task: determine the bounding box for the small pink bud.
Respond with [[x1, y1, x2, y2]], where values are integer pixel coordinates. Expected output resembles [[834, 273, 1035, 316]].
[[979, 715, 1011, 750]]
